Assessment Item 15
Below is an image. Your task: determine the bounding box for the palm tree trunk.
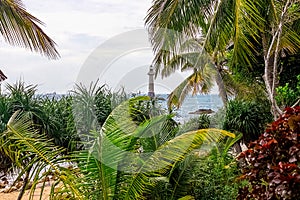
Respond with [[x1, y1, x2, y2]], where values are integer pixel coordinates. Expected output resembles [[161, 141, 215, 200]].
[[215, 68, 228, 105]]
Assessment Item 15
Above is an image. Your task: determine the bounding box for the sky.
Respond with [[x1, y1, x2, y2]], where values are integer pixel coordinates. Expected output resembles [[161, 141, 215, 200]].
[[0, 0, 218, 94]]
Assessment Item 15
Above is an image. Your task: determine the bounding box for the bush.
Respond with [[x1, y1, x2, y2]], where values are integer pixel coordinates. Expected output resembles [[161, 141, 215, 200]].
[[191, 148, 241, 200], [276, 74, 300, 107], [223, 100, 272, 144], [237, 107, 300, 199], [198, 114, 210, 129], [210, 108, 226, 129], [144, 147, 241, 200], [40, 96, 79, 152], [130, 97, 165, 124]]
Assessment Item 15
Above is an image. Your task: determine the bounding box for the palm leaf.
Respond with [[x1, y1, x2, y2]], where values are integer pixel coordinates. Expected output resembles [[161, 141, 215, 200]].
[[121, 128, 235, 199], [168, 66, 215, 109], [72, 96, 151, 200], [0, 0, 59, 59], [145, 0, 215, 77], [69, 96, 234, 200], [0, 111, 82, 199]]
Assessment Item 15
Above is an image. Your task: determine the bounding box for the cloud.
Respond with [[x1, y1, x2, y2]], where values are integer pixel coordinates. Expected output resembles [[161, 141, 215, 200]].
[[1, 0, 219, 94], [1, 0, 152, 93]]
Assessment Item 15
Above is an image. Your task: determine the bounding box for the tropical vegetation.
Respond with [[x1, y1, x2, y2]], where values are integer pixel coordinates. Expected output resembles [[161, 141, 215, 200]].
[[237, 106, 300, 199], [145, 0, 300, 119], [1, 0, 300, 199], [0, 93, 236, 199]]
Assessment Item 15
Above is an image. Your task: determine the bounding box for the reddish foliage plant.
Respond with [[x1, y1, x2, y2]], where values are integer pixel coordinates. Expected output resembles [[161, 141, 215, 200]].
[[237, 107, 300, 200]]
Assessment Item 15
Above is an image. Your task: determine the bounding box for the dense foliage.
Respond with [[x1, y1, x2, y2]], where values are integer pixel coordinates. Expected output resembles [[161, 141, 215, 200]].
[[223, 100, 272, 144], [0, 95, 235, 200], [39, 96, 78, 152], [276, 74, 300, 108], [238, 107, 300, 199], [144, 148, 241, 200], [0, 81, 128, 172], [191, 148, 240, 200]]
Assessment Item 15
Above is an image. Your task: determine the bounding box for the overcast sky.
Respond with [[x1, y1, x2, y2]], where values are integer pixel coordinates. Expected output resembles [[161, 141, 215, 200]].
[[0, 0, 218, 95], [0, 0, 157, 94]]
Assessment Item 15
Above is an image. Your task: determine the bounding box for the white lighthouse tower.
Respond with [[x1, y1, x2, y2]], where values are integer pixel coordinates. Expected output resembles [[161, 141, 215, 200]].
[[147, 65, 155, 98]]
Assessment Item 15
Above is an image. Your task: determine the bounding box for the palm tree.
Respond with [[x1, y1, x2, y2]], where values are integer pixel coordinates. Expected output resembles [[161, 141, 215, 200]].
[[151, 36, 230, 109], [145, 0, 300, 119], [0, 0, 59, 59], [145, 0, 232, 108]]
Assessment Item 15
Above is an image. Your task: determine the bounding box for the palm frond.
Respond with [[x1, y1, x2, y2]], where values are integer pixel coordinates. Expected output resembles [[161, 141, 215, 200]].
[[122, 128, 234, 199], [168, 67, 215, 109], [0, 0, 59, 59], [72, 96, 234, 200], [145, 0, 215, 76], [0, 111, 82, 199], [280, 26, 300, 54], [72, 96, 151, 200], [169, 154, 197, 199], [229, 0, 265, 66]]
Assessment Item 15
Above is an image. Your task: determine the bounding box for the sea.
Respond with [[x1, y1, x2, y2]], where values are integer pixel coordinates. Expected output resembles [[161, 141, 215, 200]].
[[155, 94, 223, 123]]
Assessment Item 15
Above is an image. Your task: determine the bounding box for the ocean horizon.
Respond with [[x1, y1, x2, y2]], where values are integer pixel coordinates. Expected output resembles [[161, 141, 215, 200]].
[[155, 94, 223, 122]]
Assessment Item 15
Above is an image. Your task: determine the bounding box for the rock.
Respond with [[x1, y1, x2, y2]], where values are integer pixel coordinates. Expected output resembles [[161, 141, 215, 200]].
[[189, 108, 214, 114]]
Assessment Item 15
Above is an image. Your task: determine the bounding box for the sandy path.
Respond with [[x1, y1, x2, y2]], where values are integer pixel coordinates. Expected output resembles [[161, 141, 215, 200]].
[[0, 186, 50, 200]]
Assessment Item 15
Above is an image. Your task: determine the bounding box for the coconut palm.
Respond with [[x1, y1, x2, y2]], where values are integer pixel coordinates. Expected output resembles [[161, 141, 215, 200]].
[[157, 36, 230, 109], [0, 0, 59, 59], [145, 0, 300, 118], [145, 0, 233, 108]]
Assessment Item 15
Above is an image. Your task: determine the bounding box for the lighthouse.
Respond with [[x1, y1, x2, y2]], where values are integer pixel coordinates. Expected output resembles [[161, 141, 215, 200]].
[[147, 65, 155, 98]]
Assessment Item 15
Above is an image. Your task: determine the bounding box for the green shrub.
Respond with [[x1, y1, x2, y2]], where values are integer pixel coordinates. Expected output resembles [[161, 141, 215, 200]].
[[40, 96, 79, 152], [191, 148, 241, 200], [130, 97, 165, 124], [238, 106, 300, 199], [276, 74, 300, 107], [198, 114, 210, 129], [145, 135, 242, 200], [0, 95, 11, 132], [143, 149, 241, 200], [223, 99, 272, 144], [210, 108, 226, 129], [94, 85, 113, 126]]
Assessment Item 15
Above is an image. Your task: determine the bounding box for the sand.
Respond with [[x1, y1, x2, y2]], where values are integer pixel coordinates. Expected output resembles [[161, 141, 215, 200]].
[[0, 186, 51, 200]]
